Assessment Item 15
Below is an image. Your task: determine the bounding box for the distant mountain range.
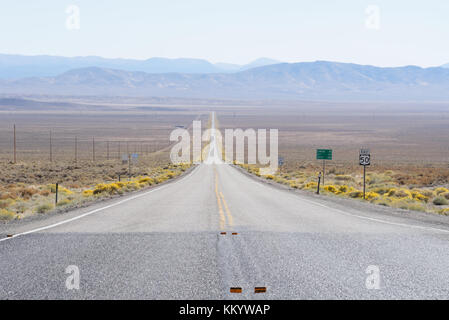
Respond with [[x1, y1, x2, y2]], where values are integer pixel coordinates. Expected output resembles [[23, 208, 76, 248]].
[[1, 60, 449, 101], [0, 54, 280, 79]]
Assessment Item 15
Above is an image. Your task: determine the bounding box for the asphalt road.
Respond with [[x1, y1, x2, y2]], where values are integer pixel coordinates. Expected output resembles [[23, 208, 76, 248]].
[[1, 118, 449, 299]]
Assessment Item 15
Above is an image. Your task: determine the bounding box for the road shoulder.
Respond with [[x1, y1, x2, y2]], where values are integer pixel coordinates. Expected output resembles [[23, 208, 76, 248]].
[[0, 165, 198, 237], [232, 164, 449, 231]]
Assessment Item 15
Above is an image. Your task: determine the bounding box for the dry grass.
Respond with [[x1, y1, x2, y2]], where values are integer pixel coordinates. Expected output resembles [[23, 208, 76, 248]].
[[0, 101, 205, 221], [220, 102, 449, 216], [238, 163, 449, 215], [2, 98, 449, 218], [0, 163, 191, 220]]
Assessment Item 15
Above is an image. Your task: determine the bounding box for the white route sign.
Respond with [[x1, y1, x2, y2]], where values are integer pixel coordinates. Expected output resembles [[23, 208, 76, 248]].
[[359, 148, 371, 166]]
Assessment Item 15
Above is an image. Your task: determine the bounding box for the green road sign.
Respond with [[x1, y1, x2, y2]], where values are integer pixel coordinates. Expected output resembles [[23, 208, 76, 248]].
[[316, 149, 332, 160]]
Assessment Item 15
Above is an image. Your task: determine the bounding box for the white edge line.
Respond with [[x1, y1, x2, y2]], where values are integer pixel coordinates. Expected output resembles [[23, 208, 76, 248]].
[[231, 165, 449, 234], [298, 196, 449, 234], [0, 165, 200, 243]]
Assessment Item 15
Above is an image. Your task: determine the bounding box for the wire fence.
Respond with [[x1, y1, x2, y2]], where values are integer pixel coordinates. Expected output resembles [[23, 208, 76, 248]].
[[2, 123, 448, 167], [0, 126, 172, 163]]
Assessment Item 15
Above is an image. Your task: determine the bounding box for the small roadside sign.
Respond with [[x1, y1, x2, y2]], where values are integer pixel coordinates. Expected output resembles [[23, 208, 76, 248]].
[[359, 148, 371, 166], [316, 149, 332, 186], [359, 148, 371, 200], [278, 156, 285, 174], [316, 149, 332, 160], [278, 157, 284, 166]]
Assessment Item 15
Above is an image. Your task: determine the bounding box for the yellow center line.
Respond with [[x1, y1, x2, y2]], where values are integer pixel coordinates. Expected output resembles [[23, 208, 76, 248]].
[[220, 191, 233, 227], [214, 167, 234, 230], [215, 171, 226, 230]]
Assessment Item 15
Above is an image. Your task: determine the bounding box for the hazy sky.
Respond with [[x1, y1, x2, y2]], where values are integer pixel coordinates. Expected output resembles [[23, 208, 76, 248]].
[[0, 0, 448, 67]]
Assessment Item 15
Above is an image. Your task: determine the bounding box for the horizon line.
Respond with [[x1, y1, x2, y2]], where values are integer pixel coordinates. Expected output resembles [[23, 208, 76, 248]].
[[0, 52, 447, 69]]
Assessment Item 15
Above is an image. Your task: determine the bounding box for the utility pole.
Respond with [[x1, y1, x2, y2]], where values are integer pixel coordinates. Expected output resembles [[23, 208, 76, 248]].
[[118, 141, 121, 160], [75, 136, 78, 163], [13, 124, 16, 163], [49, 130, 53, 162], [92, 137, 95, 162]]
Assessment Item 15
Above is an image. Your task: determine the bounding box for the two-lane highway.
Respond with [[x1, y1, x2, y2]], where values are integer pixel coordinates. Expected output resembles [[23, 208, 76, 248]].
[[1, 118, 449, 299]]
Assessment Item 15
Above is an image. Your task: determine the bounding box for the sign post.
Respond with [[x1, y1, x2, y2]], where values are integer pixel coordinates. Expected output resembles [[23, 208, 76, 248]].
[[121, 153, 128, 164], [55, 182, 59, 205], [359, 148, 371, 200], [122, 153, 138, 180], [323, 159, 325, 185], [128, 153, 138, 179], [317, 172, 322, 194], [316, 149, 332, 186], [128, 153, 131, 180]]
